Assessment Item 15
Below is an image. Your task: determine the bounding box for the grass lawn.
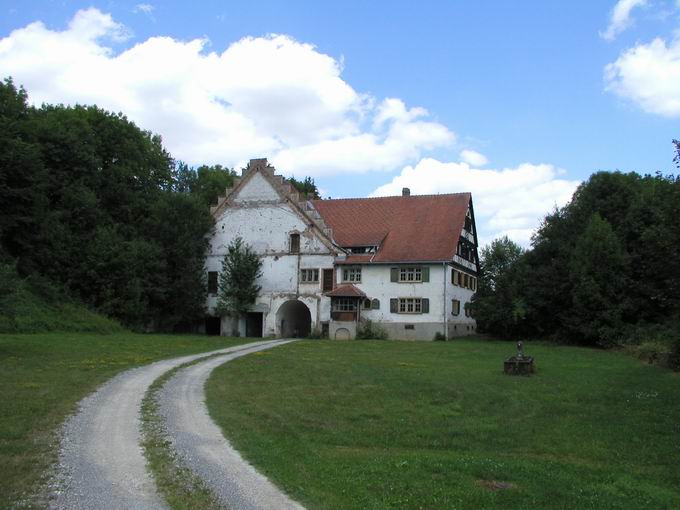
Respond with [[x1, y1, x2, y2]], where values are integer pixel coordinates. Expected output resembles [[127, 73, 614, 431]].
[[206, 338, 680, 510], [0, 332, 250, 508]]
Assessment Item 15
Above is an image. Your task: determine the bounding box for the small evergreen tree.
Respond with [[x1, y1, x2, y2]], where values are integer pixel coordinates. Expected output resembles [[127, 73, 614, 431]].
[[216, 237, 263, 326]]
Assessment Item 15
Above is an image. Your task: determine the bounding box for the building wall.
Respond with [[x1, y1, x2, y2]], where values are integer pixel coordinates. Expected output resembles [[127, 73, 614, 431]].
[[205, 173, 334, 336], [338, 264, 477, 340]]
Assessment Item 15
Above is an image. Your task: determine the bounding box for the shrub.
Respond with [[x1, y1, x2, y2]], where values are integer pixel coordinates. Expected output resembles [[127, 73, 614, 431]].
[[356, 319, 388, 340], [433, 331, 446, 341], [307, 328, 323, 340]]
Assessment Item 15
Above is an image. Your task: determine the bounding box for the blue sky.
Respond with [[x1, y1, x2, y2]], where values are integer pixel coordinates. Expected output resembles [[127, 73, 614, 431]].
[[1, 1, 679, 245]]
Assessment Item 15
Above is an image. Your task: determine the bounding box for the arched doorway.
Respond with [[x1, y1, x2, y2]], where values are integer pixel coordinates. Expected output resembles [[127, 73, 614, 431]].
[[276, 300, 312, 338]]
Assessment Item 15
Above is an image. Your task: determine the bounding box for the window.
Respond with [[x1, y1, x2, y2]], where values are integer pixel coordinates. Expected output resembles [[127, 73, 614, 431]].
[[322, 269, 333, 292], [471, 277, 477, 291], [363, 298, 372, 310], [399, 267, 422, 282], [300, 269, 319, 283], [451, 299, 460, 316], [404, 324, 415, 330], [399, 297, 422, 314], [208, 271, 218, 295], [464, 303, 474, 318], [371, 298, 380, 310], [332, 297, 357, 312], [463, 273, 469, 288], [290, 233, 300, 254], [342, 266, 361, 282]]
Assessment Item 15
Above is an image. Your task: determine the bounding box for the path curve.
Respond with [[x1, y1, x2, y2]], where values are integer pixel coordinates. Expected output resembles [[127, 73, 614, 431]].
[[159, 340, 305, 510], [51, 339, 284, 510]]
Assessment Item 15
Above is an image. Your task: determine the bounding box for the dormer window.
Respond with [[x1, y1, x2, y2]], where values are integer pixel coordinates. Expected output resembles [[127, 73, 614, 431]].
[[290, 233, 300, 254]]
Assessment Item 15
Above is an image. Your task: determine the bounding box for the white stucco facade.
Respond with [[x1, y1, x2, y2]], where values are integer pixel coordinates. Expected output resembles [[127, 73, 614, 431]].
[[204, 159, 478, 340]]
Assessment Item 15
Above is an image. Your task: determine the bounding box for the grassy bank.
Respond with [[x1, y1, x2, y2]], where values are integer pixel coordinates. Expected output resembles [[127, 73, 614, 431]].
[[206, 338, 680, 510], [0, 332, 249, 508]]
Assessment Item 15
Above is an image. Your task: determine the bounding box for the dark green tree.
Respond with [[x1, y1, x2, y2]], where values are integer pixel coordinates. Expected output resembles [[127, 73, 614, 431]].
[[473, 236, 528, 338], [288, 176, 321, 199], [566, 213, 628, 346], [216, 237, 263, 326]]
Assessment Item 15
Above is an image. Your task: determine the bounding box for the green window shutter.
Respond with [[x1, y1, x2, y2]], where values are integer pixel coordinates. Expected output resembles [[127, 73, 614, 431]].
[[422, 266, 429, 282], [390, 267, 399, 282], [390, 298, 398, 313], [422, 298, 429, 313]]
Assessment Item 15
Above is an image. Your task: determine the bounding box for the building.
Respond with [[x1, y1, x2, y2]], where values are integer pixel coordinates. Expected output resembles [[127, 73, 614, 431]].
[[205, 158, 479, 340]]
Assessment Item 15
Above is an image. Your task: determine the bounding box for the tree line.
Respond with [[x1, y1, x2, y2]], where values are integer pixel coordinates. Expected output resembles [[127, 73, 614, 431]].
[[474, 160, 680, 363], [0, 78, 322, 332]]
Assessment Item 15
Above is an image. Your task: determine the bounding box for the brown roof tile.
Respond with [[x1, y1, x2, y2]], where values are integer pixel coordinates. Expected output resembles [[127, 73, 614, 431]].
[[324, 284, 367, 297], [312, 193, 471, 263]]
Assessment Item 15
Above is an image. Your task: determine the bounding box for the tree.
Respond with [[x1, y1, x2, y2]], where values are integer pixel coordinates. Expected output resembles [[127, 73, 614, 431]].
[[473, 237, 528, 338], [566, 213, 628, 346], [216, 237, 263, 330], [288, 176, 321, 199]]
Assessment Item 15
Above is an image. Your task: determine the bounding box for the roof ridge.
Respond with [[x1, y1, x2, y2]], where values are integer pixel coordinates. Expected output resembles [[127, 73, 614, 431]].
[[313, 192, 470, 203]]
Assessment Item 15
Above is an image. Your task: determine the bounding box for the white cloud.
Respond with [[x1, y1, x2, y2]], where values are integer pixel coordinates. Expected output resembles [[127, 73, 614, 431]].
[[0, 8, 454, 176], [371, 158, 580, 247], [134, 4, 155, 15], [459, 149, 488, 166], [600, 0, 648, 41], [605, 35, 680, 116]]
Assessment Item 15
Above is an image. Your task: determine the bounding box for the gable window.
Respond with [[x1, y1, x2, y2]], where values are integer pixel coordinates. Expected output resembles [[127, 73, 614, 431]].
[[207, 271, 218, 295], [342, 266, 362, 283], [399, 267, 422, 282], [452, 299, 460, 316], [300, 269, 319, 283], [290, 233, 300, 254]]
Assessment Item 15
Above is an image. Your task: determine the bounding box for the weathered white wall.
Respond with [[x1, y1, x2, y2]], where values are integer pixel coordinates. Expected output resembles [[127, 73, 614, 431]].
[[206, 172, 334, 336], [336, 264, 477, 339]]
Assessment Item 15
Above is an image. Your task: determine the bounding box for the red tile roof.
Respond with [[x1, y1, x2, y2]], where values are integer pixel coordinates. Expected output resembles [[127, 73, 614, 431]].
[[324, 284, 367, 297], [312, 193, 471, 263]]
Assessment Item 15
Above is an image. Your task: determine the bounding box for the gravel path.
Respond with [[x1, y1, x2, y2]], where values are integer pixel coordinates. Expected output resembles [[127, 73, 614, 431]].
[[50, 339, 284, 510], [159, 339, 305, 510]]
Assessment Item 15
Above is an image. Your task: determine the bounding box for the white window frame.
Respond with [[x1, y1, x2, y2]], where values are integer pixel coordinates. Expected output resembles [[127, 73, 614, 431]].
[[300, 268, 319, 283], [399, 267, 422, 282], [398, 297, 422, 314], [342, 266, 362, 283]]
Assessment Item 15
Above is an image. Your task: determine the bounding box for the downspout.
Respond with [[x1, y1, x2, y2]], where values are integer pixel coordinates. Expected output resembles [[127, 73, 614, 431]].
[[443, 262, 448, 341]]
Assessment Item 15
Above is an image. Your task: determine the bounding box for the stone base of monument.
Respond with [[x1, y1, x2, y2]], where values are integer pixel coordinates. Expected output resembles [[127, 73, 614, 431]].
[[504, 356, 535, 375]]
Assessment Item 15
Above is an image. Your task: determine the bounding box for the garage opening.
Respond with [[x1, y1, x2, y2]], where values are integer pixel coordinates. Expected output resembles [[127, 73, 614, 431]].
[[276, 300, 312, 338], [205, 317, 221, 336]]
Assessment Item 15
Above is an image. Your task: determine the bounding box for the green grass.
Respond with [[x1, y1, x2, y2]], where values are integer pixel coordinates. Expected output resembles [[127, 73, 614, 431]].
[[0, 332, 250, 508], [0, 267, 123, 334], [205, 338, 680, 510]]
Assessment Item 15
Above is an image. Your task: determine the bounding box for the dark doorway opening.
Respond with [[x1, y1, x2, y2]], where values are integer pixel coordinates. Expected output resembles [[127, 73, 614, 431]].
[[246, 312, 264, 337], [205, 317, 221, 336], [276, 300, 312, 338]]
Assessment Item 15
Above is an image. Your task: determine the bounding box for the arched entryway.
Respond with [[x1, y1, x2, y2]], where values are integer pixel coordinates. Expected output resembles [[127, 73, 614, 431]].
[[276, 300, 312, 338]]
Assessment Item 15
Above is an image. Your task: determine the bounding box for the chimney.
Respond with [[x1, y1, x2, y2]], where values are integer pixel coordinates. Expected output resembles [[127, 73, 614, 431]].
[[402, 187, 410, 197]]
